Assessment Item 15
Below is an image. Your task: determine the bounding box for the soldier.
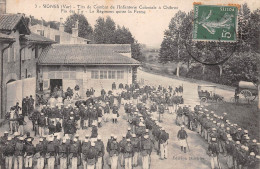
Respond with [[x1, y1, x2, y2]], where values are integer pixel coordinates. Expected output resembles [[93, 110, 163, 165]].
[[17, 111, 25, 135], [3, 137, 14, 169], [46, 136, 56, 169], [69, 138, 79, 169], [176, 106, 183, 126], [112, 104, 119, 123], [112, 82, 116, 90], [208, 137, 221, 169], [35, 138, 46, 169], [29, 95, 35, 115], [109, 136, 120, 169], [58, 138, 67, 169], [14, 136, 25, 169], [91, 124, 98, 138], [86, 142, 97, 169], [141, 135, 152, 169], [24, 138, 35, 169], [159, 127, 169, 159], [177, 125, 188, 153], [95, 136, 104, 169], [131, 134, 140, 167], [82, 135, 91, 169], [103, 102, 110, 123], [119, 134, 127, 167], [97, 106, 103, 127], [38, 112, 46, 137], [124, 139, 133, 169], [0, 131, 8, 144], [25, 132, 34, 145], [225, 137, 234, 169], [158, 104, 164, 122]]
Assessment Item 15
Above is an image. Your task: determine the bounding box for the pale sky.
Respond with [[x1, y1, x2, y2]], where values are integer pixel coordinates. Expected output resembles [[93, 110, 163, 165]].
[[7, 0, 260, 48]]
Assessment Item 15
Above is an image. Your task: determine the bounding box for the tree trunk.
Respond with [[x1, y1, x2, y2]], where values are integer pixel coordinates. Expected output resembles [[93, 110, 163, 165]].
[[219, 65, 223, 77], [176, 62, 180, 77], [202, 65, 205, 74], [258, 84, 260, 110]]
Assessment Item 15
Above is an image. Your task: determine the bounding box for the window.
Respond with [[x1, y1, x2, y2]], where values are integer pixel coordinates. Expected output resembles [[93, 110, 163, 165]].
[[117, 70, 124, 79], [91, 71, 99, 79], [100, 71, 107, 79], [108, 71, 116, 79], [55, 35, 60, 43], [37, 30, 44, 36]]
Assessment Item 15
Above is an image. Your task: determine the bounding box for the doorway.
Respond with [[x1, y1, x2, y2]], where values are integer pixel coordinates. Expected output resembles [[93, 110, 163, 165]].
[[50, 79, 62, 93]]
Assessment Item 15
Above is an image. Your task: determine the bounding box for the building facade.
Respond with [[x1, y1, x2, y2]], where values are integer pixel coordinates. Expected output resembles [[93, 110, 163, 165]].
[[38, 44, 140, 97], [0, 13, 55, 118], [29, 18, 91, 44]]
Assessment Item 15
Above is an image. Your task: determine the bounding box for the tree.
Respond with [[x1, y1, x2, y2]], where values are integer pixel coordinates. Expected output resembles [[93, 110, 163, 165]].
[[64, 13, 93, 40], [159, 11, 189, 76], [94, 16, 116, 44]]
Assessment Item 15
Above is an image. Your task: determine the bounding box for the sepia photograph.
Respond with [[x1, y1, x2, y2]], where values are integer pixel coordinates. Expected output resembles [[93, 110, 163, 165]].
[[0, 0, 259, 168]]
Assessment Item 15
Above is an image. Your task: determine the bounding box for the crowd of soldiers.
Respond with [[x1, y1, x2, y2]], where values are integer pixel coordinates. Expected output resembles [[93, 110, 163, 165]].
[[174, 104, 260, 169], [1, 82, 259, 169]]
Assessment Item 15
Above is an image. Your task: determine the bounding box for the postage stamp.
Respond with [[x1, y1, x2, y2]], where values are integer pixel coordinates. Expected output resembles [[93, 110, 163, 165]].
[[193, 5, 238, 42]]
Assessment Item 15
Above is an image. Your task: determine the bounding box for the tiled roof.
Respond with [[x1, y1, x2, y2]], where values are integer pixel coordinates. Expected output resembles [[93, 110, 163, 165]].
[[0, 14, 30, 34], [23, 33, 56, 44], [0, 33, 15, 42], [39, 44, 139, 65]]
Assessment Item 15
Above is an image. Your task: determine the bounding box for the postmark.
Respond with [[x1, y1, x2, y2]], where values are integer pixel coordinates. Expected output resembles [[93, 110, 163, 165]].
[[193, 5, 238, 42]]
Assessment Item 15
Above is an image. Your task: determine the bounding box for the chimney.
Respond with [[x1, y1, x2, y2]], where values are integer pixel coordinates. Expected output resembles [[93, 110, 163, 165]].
[[0, 0, 6, 14], [59, 17, 64, 32], [72, 20, 79, 37]]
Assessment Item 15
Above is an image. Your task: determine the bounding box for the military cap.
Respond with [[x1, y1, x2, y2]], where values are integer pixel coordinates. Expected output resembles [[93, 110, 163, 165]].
[[19, 137, 24, 141], [236, 141, 240, 145], [127, 127, 131, 130], [250, 152, 255, 156], [145, 129, 149, 132], [14, 132, 19, 136], [212, 138, 216, 141], [127, 139, 131, 142], [256, 155, 260, 159], [91, 142, 95, 146], [73, 138, 77, 142], [228, 137, 232, 141], [39, 138, 43, 142], [252, 139, 257, 143], [223, 112, 227, 115], [132, 134, 136, 137], [4, 131, 8, 134], [144, 135, 149, 139], [75, 134, 79, 137], [244, 130, 248, 133], [238, 128, 242, 131], [27, 138, 32, 142], [221, 124, 225, 127], [210, 111, 214, 114], [212, 128, 216, 131], [7, 137, 12, 141], [226, 127, 230, 130], [181, 125, 185, 128]]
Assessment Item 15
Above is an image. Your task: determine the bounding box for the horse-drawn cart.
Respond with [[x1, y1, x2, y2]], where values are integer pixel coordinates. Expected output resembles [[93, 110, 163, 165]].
[[238, 81, 258, 101]]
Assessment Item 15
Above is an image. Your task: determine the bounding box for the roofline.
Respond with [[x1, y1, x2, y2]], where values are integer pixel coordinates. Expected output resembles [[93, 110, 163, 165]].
[[0, 38, 15, 43], [38, 63, 140, 66], [27, 40, 57, 44]]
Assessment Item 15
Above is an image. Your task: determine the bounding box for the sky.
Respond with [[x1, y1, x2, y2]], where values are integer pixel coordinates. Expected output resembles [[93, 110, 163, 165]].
[[6, 0, 260, 48]]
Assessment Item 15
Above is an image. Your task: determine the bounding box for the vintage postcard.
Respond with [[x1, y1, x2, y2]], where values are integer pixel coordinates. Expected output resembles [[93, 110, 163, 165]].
[[0, 0, 259, 169]]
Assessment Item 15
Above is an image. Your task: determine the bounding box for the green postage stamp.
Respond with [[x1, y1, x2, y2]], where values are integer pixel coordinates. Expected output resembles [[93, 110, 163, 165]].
[[193, 5, 238, 42]]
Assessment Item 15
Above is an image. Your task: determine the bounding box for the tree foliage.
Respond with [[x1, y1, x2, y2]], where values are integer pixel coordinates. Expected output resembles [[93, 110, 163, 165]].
[[64, 13, 93, 40]]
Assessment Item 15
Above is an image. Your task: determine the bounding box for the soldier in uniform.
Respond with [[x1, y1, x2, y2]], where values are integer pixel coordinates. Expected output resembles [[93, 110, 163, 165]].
[[58, 139, 67, 169], [141, 135, 152, 169], [38, 112, 46, 137], [176, 106, 183, 126], [225, 137, 234, 169], [207, 137, 221, 169], [17, 111, 25, 135], [112, 104, 119, 123], [3, 137, 14, 169], [95, 136, 105, 169], [119, 134, 127, 167], [159, 127, 169, 159], [177, 125, 188, 153], [103, 102, 110, 123], [82, 135, 91, 169], [69, 138, 79, 169], [14, 136, 25, 169], [112, 82, 116, 90], [24, 138, 35, 169], [158, 104, 164, 122], [46, 137, 56, 169], [131, 134, 140, 167], [86, 142, 97, 169], [124, 139, 133, 169], [35, 138, 46, 169], [109, 136, 120, 169]]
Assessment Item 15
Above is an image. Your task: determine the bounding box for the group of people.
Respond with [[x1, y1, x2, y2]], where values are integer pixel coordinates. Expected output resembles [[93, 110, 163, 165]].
[[2, 81, 259, 169], [174, 103, 260, 169]]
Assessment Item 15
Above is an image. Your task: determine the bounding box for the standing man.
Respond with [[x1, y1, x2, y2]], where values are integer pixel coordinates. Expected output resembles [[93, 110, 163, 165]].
[[29, 95, 35, 116], [131, 134, 140, 167], [112, 104, 119, 124], [3, 137, 15, 169], [141, 135, 153, 169], [69, 138, 79, 169], [35, 138, 46, 169], [177, 125, 188, 153], [159, 128, 169, 159], [14, 137, 25, 169], [124, 139, 133, 169], [58, 139, 68, 169], [24, 138, 35, 169], [46, 137, 56, 169], [95, 136, 105, 169], [39, 75, 44, 91], [86, 142, 97, 169], [207, 137, 221, 169], [17, 111, 25, 135], [109, 136, 120, 169]]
